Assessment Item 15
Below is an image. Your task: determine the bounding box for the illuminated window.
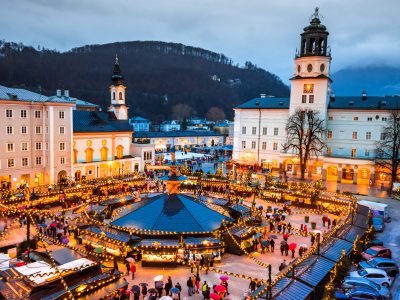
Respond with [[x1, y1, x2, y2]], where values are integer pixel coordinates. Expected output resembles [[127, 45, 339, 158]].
[[303, 84, 314, 93], [360, 169, 369, 179], [379, 173, 387, 181], [327, 131, 332, 139], [85, 148, 94, 163], [73, 149, 78, 163], [7, 159, 14, 168], [351, 148, 356, 158], [352, 132, 357, 140], [116, 145, 124, 159], [100, 147, 108, 161]]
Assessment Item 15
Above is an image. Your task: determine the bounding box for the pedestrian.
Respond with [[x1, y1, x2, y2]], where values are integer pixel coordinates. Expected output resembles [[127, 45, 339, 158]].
[[287, 222, 292, 233], [187, 276, 194, 296], [204, 286, 211, 300], [332, 218, 337, 227], [189, 257, 195, 273], [322, 216, 326, 227], [130, 263, 136, 280], [249, 280, 256, 292], [300, 223, 303, 232], [155, 280, 164, 298], [202, 281, 208, 298], [284, 243, 289, 256], [280, 244, 285, 256], [327, 218, 331, 229], [165, 276, 173, 296], [299, 246, 304, 257], [270, 238, 275, 252], [175, 282, 182, 300], [125, 260, 130, 276], [310, 234, 315, 246], [195, 273, 201, 293], [278, 260, 287, 271], [222, 280, 229, 295], [291, 248, 295, 258], [303, 224, 308, 235], [141, 285, 148, 298]]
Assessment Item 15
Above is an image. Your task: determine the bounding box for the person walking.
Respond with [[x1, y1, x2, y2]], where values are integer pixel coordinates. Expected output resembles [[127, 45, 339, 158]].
[[284, 243, 289, 256], [165, 276, 173, 296], [280, 243, 285, 256], [124, 260, 130, 276], [270, 238, 275, 252], [195, 273, 201, 294], [310, 234, 315, 246], [187, 276, 194, 296], [327, 218, 331, 229], [155, 280, 164, 298], [202, 281, 209, 298], [130, 263, 136, 279]]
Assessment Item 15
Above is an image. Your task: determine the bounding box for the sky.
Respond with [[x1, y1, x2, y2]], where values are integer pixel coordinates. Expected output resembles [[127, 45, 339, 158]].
[[1, 0, 399, 82]]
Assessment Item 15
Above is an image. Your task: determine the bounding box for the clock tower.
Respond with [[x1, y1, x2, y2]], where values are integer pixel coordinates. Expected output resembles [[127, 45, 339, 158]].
[[289, 8, 331, 121], [108, 54, 129, 120]]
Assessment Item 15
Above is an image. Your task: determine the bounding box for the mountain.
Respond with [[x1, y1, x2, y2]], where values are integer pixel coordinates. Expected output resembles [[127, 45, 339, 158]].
[[332, 66, 400, 96], [0, 41, 289, 122]]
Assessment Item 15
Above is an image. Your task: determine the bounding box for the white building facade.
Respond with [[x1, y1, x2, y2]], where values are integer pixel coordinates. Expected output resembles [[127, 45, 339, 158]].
[[233, 10, 399, 186]]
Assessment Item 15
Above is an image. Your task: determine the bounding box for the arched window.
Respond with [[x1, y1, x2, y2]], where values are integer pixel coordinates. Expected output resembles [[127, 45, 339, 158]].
[[116, 145, 124, 159], [119, 92, 123, 100], [100, 147, 108, 161], [112, 92, 116, 100], [73, 149, 78, 163], [85, 148, 93, 163]]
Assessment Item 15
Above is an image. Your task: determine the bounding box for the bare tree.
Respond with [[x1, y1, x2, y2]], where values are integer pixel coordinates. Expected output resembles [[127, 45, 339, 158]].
[[206, 106, 226, 121], [375, 110, 400, 194], [283, 108, 326, 180], [171, 103, 192, 120]]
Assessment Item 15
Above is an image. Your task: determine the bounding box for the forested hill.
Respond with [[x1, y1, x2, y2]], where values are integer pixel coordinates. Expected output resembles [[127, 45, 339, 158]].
[[0, 40, 289, 122]]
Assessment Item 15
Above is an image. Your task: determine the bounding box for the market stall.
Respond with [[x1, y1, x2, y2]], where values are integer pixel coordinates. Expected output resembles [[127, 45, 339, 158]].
[[139, 239, 180, 267], [178, 237, 224, 262], [223, 226, 261, 255]]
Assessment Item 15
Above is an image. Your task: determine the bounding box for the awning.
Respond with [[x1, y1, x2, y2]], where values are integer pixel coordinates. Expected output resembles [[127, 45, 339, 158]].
[[274, 280, 313, 300], [341, 225, 366, 243], [320, 238, 353, 262], [296, 256, 335, 287], [353, 213, 369, 229]]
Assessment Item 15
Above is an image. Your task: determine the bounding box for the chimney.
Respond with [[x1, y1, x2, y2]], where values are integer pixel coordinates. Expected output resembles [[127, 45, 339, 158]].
[[64, 90, 69, 97], [260, 94, 266, 98], [362, 91, 367, 100], [56, 89, 62, 97], [330, 92, 335, 102]]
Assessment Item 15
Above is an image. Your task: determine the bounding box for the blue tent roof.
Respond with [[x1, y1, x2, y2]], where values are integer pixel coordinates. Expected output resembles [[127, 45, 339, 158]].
[[296, 256, 335, 287], [111, 194, 231, 233], [320, 238, 353, 262], [274, 280, 313, 300]]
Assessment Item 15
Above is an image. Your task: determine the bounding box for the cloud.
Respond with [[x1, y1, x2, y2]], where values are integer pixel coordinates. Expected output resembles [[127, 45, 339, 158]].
[[1, 0, 399, 81]]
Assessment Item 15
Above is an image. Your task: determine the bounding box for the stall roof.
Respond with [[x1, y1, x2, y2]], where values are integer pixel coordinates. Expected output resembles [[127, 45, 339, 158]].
[[295, 256, 335, 287], [140, 239, 180, 248], [229, 204, 250, 213], [111, 193, 232, 232], [353, 212, 369, 229], [86, 227, 139, 243], [274, 280, 313, 300], [100, 195, 134, 206], [230, 226, 254, 238], [202, 197, 229, 206], [357, 204, 370, 216], [320, 238, 353, 262], [31, 245, 83, 265], [184, 237, 222, 246], [341, 225, 366, 243]]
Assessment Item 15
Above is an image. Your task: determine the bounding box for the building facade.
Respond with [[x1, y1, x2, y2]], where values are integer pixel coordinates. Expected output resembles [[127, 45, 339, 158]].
[[160, 120, 181, 132], [0, 85, 74, 189], [129, 116, 151, 132], [233, 9, 400, 186]]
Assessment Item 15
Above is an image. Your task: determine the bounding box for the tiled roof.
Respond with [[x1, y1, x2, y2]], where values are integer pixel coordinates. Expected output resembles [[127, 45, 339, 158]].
[[0, 85, 54, 102], [131, 116, 150, 122], [235, 97, 290, 109], [111, 193, 231, 232], [329, 96, 400, 110], [73, 110, 132, 133], [134, 130, 224, 138]]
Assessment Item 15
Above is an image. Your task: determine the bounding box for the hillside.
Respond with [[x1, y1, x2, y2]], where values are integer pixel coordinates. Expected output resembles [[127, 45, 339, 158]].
[[0, 41, 289, 122], [332, 66, 400, 96]]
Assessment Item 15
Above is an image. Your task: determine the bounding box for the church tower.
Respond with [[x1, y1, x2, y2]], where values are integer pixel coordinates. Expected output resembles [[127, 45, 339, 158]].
[[108, 54, 128, 120], [289, 8, 331, 121]]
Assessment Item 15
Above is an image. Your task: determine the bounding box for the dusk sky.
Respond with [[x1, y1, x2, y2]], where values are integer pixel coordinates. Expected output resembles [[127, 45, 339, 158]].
[[1, 0, 399, 81]]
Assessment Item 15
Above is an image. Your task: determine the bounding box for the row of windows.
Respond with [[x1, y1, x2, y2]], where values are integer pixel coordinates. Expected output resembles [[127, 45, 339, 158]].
[[301, 94, 314, 104], [242, 127, 279, 136], [80, 145, 124, 163], [328, 115, 388, 122], [5, 126, 65, 135], [144, 151, 153, 160], [5, 156, 64, 168], [326, 148, 371, 158], [327, 131, 383, 140], [5, 109, 66, 119], [4, 142, 66, 152], [241, 140, 279, 151]]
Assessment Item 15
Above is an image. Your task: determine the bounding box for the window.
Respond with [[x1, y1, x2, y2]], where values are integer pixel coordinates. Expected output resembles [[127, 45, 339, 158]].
[[36, 157, 42, 165], [262, 127, 267, 135], [6, 109, 12, 118], [303, 84, 314, 93], [35, 142, 42, 150], [7, 143, 14, 152], [20, 110, 27, 118], [21, 126, 27, 134], [241, 141, 246, 149], [326, 147, 331, 156], [6, 126, 13, 134], [35, 126, 41, 134], [251, 141, 256, 149], [21, 142, 28, 151], [365, 150, 370, 157], [353, 116, 358, 121], [367, 117, 372, 121], [273, 143, 278, 151], [46, 127, 48, 134], [274, 128, 279, 136], [380, 133, 385, 140], [144, 151, 152, 160], [7, 159, 14, 168], [366, 132, 371, 140], [242, 127, 246, 134], [352, 131, 358, 140], [22, 158, 28, 167], [59, 142, 66, 151], [351, 148, 356, 158], [262, 142, 267, 150], [112, 92, 116, 100], [60, 157, 66, 165], [252, 127, 256, 135], [302, 95, 307, 103], [59, 126, 65, 134], [116, 145, 124, 159], [327, 130, 332, 139], [328, 116, 333, 120], [382, 117, 387, 122], [59, 111, 65, 119], [309, 95, 314, 103], [85, 148, 94, 163], [119, 92, 123, 100], [35, 110, 41, 118]]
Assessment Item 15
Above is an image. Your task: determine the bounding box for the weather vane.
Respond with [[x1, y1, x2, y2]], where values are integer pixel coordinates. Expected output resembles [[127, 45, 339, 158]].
[[310, 7, 323, 21]]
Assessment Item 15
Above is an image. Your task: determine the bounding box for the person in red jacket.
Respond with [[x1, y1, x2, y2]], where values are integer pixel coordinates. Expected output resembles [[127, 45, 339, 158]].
[[130, 263, 136, 279]]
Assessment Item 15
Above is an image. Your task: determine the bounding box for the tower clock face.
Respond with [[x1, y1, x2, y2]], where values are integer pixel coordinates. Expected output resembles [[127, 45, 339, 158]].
[[320, 64, 325, 72], [307, 64, 313, 72]]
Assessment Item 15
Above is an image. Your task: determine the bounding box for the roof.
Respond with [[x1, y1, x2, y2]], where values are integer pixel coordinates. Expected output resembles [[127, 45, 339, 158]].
[[184, 237, 222, 246], [274, 279, 313, 300], [111, 193, 232, 233], [134, 130, 224, 138], [229, 204, 250, 213], [85, 227, 138, 243], [140, 239, 180, 248], [131, 116, 150, 122], [329, 95, 400, 110], [294, 256, 335, 287], [31, 245, 83, 265], [235, 97, 290, 109], [48, 95, 98, 107], [0, 85, 64, 103], [320, 237, 353, 262], [73, 110, 132, 133], [341, 225, 366, 243]]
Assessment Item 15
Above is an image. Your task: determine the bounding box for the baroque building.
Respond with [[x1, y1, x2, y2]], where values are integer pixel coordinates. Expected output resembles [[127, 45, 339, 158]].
[[232, 8, 400, 186]]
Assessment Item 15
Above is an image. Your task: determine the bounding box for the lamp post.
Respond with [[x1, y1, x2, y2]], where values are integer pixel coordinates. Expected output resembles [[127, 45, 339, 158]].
[[24, 187, 31, 261]]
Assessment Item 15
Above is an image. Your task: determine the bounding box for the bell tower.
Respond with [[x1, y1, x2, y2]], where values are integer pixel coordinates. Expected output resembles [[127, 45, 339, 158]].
[[108, 54, 128, 120], [289, 8, 331, 121]]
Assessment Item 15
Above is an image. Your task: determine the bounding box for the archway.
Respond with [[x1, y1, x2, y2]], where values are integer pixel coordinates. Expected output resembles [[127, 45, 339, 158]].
[[326, 166, 338, 182], [75, 170, 81, 181], [116, 145, 124, 159], [342, 167, 354, 181], [85, 148, 94, 163], [100, 147, 108, 161], [57, 170, 67, 184], [357, 168, 371, 185]]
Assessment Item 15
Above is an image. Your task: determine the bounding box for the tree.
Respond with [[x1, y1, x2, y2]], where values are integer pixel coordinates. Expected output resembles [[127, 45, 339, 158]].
[[375, 109, 400, 195], [206, 106, 226, 122], [171, 103, 192, 120], [283, 109, 326, 180]]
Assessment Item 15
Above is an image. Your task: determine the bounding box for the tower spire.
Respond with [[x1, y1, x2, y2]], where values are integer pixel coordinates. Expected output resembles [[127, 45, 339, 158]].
[[115, 53, 119, 65]]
